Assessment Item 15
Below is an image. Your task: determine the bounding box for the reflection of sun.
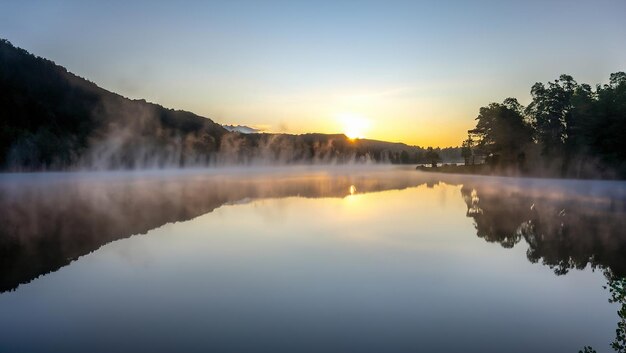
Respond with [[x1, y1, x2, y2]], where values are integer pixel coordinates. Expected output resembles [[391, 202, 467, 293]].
[[339, 113, 369, 139], [349, 185, 357, 195]]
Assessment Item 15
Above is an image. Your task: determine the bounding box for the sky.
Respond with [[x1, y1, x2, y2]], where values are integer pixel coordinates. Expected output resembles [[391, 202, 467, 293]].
[[1, 0, 625, 147]]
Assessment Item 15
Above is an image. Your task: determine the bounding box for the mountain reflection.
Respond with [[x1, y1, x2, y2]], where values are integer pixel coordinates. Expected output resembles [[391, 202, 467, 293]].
[[0, 168, 443, 292], [1, 168, 625, 293]]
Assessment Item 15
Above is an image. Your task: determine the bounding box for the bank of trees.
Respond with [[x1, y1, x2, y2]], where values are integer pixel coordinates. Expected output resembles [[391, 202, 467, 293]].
[[464, 73, 626, 178]]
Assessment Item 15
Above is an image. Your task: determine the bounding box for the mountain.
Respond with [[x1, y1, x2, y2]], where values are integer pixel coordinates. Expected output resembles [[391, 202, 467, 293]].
[[222, 124, 261, 134], [0, 38, 227, 170], [0, 38, 458, 170]]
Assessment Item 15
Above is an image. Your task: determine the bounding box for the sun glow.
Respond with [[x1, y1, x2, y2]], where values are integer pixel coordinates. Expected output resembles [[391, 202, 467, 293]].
[[339, 113, 370, 139]]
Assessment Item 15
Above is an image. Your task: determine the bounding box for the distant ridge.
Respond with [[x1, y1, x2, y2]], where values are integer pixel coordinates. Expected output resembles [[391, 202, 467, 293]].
[[222, 124, 262, 134]]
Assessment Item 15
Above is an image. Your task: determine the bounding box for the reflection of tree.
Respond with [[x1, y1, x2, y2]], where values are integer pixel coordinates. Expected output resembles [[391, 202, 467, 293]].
[[462, 186, 524, 248], [460, 184, 626, 352], [460, 185, 626, 276], [606, 276, 626, 353], [583, 275, 626, 353]]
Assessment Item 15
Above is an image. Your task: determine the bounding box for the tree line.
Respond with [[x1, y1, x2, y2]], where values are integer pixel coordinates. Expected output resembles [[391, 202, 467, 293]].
[[463, 72, 626, 178]]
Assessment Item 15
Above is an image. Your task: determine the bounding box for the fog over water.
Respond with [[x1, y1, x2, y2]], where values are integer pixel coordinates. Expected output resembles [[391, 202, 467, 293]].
[[0, 166, 625, 353]]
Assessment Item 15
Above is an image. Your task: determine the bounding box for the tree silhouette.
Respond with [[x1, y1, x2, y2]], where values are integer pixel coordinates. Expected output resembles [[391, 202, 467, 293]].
[[607, 276, 626, 352], [464, 72, 626, 178], [469, 98, 533, 171], [461, 137, 474, 165], [424, 147, 441, 168], [459, 184, 626, 276]]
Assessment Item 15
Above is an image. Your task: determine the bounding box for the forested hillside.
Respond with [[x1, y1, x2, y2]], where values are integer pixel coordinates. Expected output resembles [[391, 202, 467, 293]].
[[0, 39, 457, 170], [0, 39, 227, 170]]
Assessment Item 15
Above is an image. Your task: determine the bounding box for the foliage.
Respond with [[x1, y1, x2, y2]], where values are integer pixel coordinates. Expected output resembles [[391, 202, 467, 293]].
[[470, 97, 533, 170], [424, 147, 441, 168], [607, 276, 626, 352], [585, 276, 626, 353], [466, 72, 626, 178], [461, 137, 473, 165]]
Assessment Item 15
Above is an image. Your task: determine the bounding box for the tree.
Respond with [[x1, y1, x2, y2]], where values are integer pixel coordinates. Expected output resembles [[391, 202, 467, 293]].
[[400, 150, 410, 164], [424, 147, 441, 168], [607, 276, 626, 353], [461, 137, 474, 165], [470, 98, 533, 169], [584, 72, 626, 175], [526, 75, 579, 159], [460, 72, 626, 178]]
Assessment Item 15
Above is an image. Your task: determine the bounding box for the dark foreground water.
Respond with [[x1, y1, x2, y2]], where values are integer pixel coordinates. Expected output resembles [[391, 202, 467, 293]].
[[0, 166, 625, 353]]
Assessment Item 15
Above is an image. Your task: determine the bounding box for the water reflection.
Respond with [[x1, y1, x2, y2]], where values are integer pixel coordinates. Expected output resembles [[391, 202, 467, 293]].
[[1, 168, 625, 292], [457, 178, 626, 352], [0, 167, 445, 292], [459, 182, 626, 277], [1, 167, 626, 352], [606, 276, 626, 352]]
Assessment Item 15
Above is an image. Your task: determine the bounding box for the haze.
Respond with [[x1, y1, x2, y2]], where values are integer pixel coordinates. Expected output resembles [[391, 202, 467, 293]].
[[1, 0, 625, 146]]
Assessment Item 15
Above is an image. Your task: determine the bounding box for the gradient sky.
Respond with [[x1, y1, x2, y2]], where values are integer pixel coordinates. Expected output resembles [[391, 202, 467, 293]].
[[1, 0, 625, 146]]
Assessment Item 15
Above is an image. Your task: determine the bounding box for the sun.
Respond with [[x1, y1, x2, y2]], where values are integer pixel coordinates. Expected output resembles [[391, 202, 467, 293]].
[[339, 113, 370, 140]]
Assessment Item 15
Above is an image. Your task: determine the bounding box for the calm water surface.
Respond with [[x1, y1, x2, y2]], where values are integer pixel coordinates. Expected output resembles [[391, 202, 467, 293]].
[[0, 166, 625, 353]]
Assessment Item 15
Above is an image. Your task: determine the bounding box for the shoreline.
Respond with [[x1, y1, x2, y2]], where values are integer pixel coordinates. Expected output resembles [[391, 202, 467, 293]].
[[415, 164, 626, 181]]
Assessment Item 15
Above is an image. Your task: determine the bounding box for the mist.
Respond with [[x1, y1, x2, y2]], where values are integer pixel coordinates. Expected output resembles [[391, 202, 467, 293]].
[[2, 166, 625, 293], [5, 95, 418, 171]]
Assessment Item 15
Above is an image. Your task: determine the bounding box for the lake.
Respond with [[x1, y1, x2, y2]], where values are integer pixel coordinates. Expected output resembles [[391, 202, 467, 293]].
[[1, 166, 625, 353]]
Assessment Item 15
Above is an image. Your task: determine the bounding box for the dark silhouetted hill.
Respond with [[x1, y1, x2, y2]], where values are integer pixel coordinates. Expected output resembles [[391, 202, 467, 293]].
[[0, 39, 459, 170], [0, 38, 227, 170]]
